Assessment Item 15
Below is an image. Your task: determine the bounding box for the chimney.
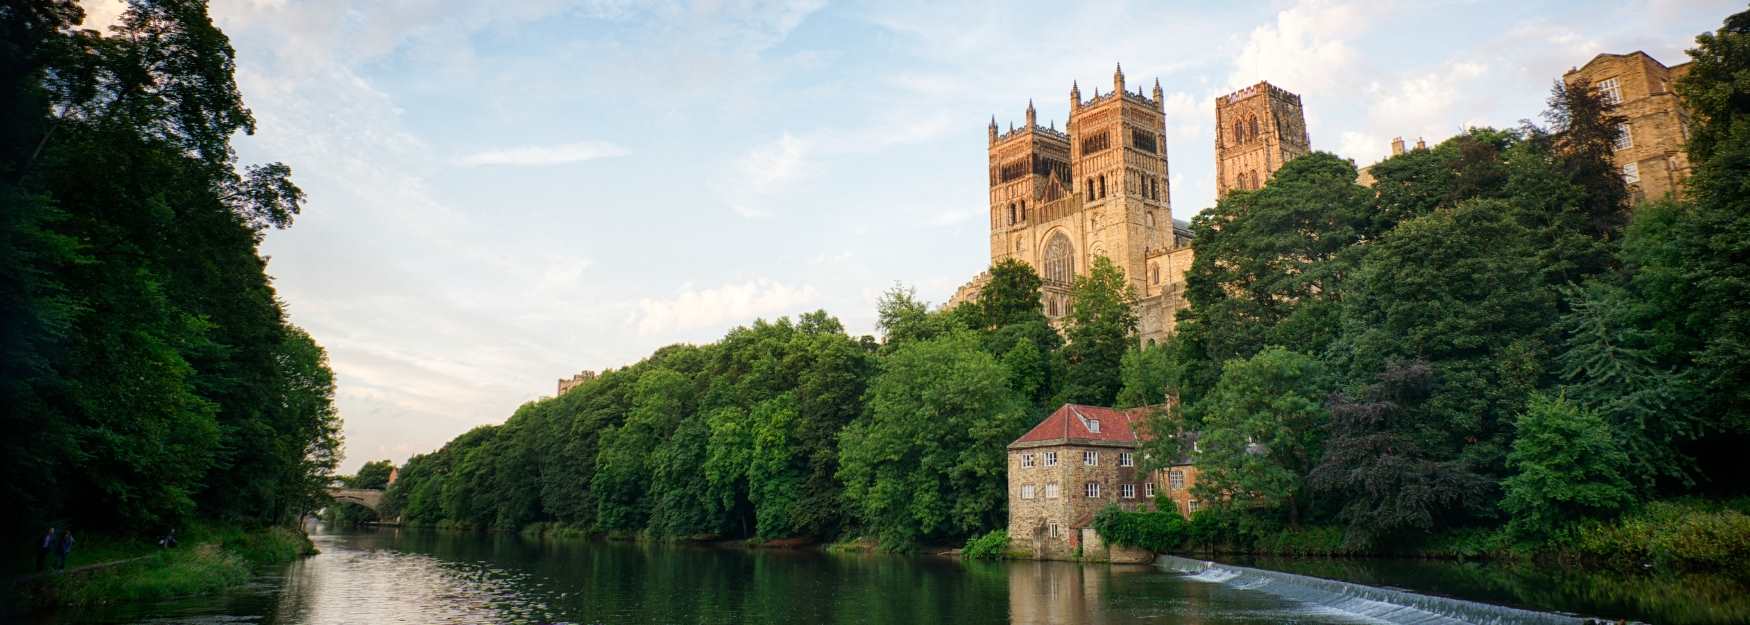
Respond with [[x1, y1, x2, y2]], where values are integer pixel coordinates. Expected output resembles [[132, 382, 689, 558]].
[[1391, 137, 1406, 156]]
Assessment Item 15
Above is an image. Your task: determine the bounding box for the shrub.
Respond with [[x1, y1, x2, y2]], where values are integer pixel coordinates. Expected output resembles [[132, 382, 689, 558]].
[[1559, 499, 1750, 571], [962, 530, 1010, 560], [1501, 392, 1634, 538], [1092, 506, 1188, 553]]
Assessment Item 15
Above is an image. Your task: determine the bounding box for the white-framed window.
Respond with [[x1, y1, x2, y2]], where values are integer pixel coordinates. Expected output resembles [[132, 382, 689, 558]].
[[1120, 452, 1134, 467], [1083, 450, 1098, 466], [1020, 453, 1036, 468], [1044, 451, 1058, 467], [1021, 484, 1036, 499], [1188, 499, 1201, 513], [1623, 162, 1641, 184], [1045, 482, 1060, 499], [1597, 77, 1623, 105], [1169, 469, 1185, 490], [1088, 419, 1101, 433], [1121, 484, 1136, 499], [1048, 522, 1062, 538], [1145, 482, 1156, 498], [1614, 123, 1634, 151], [1085, 482, 1102, 498]]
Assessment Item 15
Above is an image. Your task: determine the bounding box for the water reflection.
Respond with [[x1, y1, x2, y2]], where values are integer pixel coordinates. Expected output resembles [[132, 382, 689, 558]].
[[34, 527, 1740, 625]]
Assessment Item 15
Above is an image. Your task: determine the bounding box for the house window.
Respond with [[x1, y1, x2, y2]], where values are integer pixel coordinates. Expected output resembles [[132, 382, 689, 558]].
[[1021, 453, 1036, 468], [1188, 499, 1201, 513], [1048, 522, 1062, 538], [1044, 451, 1058, 467], [1597, 77, 1623, 105], [1088, 420, 1101, 434], [1083, 450, 1098, 466], [1085, 482, 1102, 498], [1614, 123, 1634, 151], [1120, 452, 1134, 467], [1121, 483, 1136, 499], [1145, 482, 1156, 498], [1045, 482, 1060, 499], [1623, 162, 1641, 184], [1021, 484, 1036, 499], [1169, 469, 1185, 490]]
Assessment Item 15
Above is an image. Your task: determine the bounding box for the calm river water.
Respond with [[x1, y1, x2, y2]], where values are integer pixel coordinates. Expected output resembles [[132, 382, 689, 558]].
[[28, 527, 1750, 625]]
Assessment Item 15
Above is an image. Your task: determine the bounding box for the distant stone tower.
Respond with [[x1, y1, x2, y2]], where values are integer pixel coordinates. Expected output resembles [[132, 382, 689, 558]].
[[1214, 81, 1310, 198], [977, 64, 1190, 343]]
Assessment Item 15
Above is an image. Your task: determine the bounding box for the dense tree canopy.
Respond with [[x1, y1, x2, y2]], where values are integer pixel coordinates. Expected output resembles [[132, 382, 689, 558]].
[[2, 0, 340, 539]]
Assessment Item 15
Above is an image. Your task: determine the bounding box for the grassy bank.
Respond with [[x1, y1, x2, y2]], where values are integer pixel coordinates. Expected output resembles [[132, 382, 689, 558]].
[[21, 525, 315, 608], [1091, 498, 1750, 575]]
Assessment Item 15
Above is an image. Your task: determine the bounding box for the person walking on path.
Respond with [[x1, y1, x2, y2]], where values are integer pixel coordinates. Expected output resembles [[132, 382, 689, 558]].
[[37, 527, 56, 572], [56, 529, 74, 571]]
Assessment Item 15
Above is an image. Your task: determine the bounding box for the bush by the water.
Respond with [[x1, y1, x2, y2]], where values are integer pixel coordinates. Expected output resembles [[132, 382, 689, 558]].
[[1556, 499, 1750, 571], [962, 530, 1010, 560], [1092, 506, 1188, 553]]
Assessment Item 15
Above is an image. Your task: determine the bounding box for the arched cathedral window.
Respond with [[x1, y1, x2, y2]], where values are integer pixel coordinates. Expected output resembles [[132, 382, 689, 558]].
[[1234, 120, 1245, 144], [1098, 175, 1106, 199], [1043, 232, 1074, 286], [1248, 116, 1259, 140], [1020, 201, 1026, 221], [1086, 178, 1094, 199]]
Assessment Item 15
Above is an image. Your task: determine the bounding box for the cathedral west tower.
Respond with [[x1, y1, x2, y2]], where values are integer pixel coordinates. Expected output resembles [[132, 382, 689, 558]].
[[978, 64, 1192, 344]]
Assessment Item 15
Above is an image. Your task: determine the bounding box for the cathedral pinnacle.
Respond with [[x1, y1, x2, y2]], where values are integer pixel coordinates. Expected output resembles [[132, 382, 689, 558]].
[[1026, 99, 1036, 126], [1114, 62, 1125, 92]]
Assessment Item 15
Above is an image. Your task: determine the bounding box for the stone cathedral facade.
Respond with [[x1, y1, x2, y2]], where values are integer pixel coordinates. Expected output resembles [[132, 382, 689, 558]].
[[952, 65, 1196, 346], [1215, 81, 1310, 198]]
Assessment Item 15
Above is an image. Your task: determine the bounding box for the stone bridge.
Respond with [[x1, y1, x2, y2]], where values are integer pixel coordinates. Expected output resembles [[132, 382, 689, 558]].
[[328, 487, 385, 513]]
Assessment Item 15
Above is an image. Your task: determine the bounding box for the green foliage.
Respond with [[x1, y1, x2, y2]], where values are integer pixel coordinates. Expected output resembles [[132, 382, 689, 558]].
[[1501, 393, 1634, 538], [1191, 347, 1329, 525], [978, 259, 1047, 330], [1059, 256, 1137, 406], [0, 0, 339, 537], [1557, 499, 1750, 572], [346, 460, 394, 490], [837, 331, 1031, 549], [961, 529, 1010, 560], [1092, 506, 1187, 553]]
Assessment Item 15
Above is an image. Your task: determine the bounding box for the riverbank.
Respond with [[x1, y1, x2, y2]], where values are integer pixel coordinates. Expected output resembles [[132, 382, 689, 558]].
[[17, 525, 316, 608]]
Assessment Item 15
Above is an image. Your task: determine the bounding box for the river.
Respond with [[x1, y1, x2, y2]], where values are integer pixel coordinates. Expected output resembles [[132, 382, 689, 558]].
[[28, 527, 1750, 625]]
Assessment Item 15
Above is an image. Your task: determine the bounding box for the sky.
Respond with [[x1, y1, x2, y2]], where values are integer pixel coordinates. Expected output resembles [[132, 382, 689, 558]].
[[81, 0, 1736, 472]]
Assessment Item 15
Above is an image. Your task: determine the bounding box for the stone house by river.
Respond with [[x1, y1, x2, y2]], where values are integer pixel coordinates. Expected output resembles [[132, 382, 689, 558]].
[[1005, 404, 1201, 561]]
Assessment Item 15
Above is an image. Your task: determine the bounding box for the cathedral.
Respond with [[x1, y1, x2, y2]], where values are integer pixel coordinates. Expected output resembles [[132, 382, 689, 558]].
[[950, 66, 1307, 347]]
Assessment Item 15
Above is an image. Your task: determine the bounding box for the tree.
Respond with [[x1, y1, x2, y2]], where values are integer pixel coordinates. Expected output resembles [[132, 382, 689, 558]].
[[1501, 392, 1634, 538], [837, 331, 1030, 548], [1116, 339, 1185, 410], [1190, 347, 1329, 526], [978, 259, 1047, 329], [1059, 256, 1137, 406], [593, 367, 691, 533], [1309, 361, 1491, 546], [875, 284, 956, 349], [1174, 153, 1373, 398], [347, 460, 394, 490]]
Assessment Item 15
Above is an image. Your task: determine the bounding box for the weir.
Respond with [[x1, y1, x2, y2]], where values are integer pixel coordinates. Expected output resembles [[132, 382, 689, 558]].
[[1157, 555, 1625, 625]]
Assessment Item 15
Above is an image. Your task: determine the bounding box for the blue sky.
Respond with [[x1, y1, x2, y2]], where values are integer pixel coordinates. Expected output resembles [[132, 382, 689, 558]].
[[81, 0, 1735, 471]]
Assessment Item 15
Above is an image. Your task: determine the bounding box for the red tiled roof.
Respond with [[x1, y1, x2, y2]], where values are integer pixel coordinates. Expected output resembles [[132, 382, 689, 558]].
[[1009, 404, 1152, 448]]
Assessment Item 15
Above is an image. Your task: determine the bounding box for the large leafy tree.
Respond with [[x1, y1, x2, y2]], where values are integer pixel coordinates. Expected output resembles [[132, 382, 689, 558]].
[[1173, 153, 1374, 399], [837, 331, 1030, 548], [1190, 347, 1329, 526], [1309, 361, 1491, 546], [1058, 256, 1137, 406], [1501, 392, 1634, 538]]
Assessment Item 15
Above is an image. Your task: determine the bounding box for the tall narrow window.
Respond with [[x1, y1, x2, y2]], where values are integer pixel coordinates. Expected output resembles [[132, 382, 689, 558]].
[[1008, 204, 1016, 225], [1019, 201, 1026, 221], [1622, 162, 1641, 184], [1098, 175, 1107, 199], [1085, 482, 1101, 498], [1043, 233, 1074, 285], [1086, 178, 1094, 198], [1248, 116, 1259, 140], [1234, 120, 1245, 143], [1614, 123, 1634, 151]]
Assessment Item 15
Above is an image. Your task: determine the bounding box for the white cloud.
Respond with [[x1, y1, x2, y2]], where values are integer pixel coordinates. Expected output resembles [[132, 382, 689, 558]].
[[1338, 130, 1388, 165], [739, 132, 813, 195], [77, 0, 127, 32], [1228, 0, 1379, 95], [458, 141, 628, 167], [633, 279, 819, 336]]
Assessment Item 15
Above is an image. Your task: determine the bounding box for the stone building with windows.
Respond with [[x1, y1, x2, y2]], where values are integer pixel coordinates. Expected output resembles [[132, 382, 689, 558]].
[[1006, 404, 1199, 561], [954, 64, 1199, 345], [1215, 81, 1311, 198], [556, 370, 599, 395], [1563, 51, 1693, 204]]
